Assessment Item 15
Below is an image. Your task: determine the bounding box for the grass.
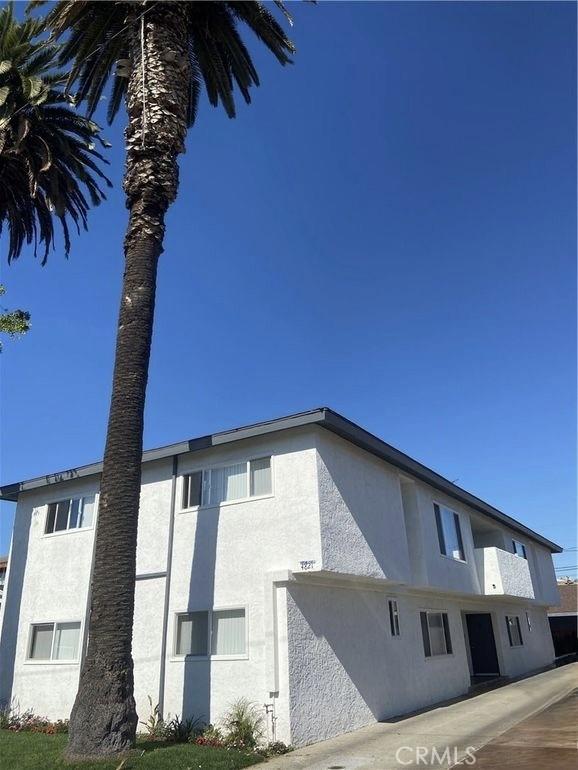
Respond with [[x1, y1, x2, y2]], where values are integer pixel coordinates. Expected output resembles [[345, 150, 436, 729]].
[[0, 731, 265, 769]]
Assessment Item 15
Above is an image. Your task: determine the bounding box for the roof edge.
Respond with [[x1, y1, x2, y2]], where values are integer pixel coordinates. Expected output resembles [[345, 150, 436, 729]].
[[0, 406, 562, 553]]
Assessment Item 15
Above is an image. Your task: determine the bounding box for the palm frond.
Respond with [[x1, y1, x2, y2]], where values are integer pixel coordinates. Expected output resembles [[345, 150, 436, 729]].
[[0, 3, 111, 263], [35, 0, 295, 126]]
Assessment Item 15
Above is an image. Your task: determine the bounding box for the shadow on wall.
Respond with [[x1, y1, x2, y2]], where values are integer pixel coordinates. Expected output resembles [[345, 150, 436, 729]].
[[0, 504, 31, 705], [317, 441, 403, 580], [180, 505, 220, 724], [287, 583, 393, 730]]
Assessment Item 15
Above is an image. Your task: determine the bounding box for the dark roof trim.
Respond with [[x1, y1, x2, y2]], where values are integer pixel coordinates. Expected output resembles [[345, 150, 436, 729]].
[[0, 407, 562, 553]]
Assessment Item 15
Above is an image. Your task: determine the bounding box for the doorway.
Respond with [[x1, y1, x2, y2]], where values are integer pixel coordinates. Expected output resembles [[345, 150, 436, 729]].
[[465, 613, 500, 680]]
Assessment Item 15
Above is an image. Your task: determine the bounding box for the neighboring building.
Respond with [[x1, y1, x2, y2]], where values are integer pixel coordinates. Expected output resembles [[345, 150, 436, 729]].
[[0, 408, 561, 746], [548, 580, 577, 660], [0, 557, 7, 608]]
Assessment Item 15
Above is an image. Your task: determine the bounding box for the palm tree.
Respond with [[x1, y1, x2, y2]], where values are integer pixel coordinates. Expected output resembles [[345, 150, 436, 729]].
[[0, 3, 110, 263], [35, 0, 295, 758]]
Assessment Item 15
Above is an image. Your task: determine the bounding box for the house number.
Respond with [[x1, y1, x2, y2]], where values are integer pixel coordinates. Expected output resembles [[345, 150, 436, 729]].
[[300, 560, 316, 571]]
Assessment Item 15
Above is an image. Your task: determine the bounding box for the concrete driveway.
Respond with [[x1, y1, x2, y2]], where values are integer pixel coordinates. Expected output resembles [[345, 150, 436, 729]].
[[264, 663, 578, 770]]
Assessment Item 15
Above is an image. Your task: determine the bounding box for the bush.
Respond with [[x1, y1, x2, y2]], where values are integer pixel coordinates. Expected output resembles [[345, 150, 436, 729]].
[[139, 697, 166, 741], [194, 723, 225, 748], [261, 741, 292, 756], [0, 700, 68, 733], [139, 696, 204, 743], [164, 714, 204, 743], [221, 698, 264, 750]]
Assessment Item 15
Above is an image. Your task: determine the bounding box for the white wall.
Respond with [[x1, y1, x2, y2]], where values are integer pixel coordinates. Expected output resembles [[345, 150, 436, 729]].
[[162, 428, 320, 741], [285, 580, 556, 746], [0, 477, 98, 717], [316, 431, 411, 583]]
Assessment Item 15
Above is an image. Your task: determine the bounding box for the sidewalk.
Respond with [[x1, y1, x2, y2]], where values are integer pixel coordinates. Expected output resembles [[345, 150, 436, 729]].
[[264, 663, 578, 770]]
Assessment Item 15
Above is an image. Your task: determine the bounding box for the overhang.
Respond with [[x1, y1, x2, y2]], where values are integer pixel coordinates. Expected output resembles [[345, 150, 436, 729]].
[[0, 407, 562, 553]]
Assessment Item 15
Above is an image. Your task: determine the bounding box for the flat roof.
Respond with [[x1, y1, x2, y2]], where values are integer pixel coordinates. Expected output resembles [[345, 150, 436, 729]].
[[0, 407, 562, 552]]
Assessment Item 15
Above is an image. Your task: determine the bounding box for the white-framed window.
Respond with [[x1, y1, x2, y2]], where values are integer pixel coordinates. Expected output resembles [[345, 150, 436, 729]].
[[181, 457, 272, 510], [433, 503, 465, 561], [45, 496, 95, 534], [506, 615, 524, 647], [27, 621, 81, 662], [525, 611, 532, 631], [388, 599, 400, 637], [174, 607, 247, 658], [420, 611, 453, 657], [512, 539, 527, 559]]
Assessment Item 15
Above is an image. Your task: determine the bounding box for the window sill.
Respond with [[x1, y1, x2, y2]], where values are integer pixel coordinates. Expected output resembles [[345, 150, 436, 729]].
[[42, 526, 94, 540], [23, 659, 79, 666], [439, 553, 467, 564], [178, 494, 274, 515], [169, 654, 249, 663], [424, 653, 455, 661]]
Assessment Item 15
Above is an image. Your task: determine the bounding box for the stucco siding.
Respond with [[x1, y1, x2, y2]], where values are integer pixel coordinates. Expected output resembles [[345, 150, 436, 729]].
[[316, 431, 411, 582], [286, 583, 471, 746]]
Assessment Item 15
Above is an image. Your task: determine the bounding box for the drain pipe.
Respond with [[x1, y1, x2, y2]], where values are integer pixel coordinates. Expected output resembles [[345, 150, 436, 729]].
[[158, 454, 178, 718]]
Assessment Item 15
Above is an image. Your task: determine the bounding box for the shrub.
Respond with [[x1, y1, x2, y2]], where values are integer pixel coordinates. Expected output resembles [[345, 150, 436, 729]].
[[262, 741, 293, 756], [139, 696, 166, 741], [221, 698, 264, 750], [0, 700, 68, 733], [164, 714, 204, 743], [194, 723, 225, 748]]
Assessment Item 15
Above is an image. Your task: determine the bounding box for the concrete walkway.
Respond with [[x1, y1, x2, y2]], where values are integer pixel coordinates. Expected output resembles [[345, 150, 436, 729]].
[[265, 663, 578, 770]]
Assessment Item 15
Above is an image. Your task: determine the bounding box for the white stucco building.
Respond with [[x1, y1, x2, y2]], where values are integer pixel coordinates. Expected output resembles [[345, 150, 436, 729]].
[[0, 408, 561, 746]]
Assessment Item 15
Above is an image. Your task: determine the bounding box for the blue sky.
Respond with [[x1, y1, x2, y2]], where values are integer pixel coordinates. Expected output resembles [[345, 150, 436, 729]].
[[1, 2, 576, 574]]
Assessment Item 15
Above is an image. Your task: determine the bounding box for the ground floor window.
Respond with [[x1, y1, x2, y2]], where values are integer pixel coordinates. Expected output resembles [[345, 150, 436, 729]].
[[27, 621, 81, 662], [420, 611, 452, 657], [388, 599, 400, 636], [506, 615, 524, 647], [175, 608, 247, 658]]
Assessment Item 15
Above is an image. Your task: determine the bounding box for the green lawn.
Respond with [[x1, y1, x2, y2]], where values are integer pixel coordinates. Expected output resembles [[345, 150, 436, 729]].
[[0, 731, 265, 770]]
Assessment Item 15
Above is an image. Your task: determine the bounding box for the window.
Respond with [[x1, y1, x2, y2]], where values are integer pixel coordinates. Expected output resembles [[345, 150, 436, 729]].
[[388, 600, 400, 637], [211, 609, 246, 655], [525, 611, 532, 632], [175, 608, 246, 658], [420, 611, 453, 657], [434, 504, 465, 561], [506, 615, 523, 647], [182, 471, 203, 509], [28, 622, 81, 661], [181, 457, 272, 510], [45, 496, 95, 534], [512, 540, 527, 559]]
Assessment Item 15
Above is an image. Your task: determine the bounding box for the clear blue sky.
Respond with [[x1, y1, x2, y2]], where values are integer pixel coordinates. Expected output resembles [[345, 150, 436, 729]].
[[1, 2, 576, 574]]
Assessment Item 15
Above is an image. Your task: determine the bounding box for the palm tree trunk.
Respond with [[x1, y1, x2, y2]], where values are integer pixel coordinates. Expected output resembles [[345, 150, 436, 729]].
[[67, 3, 190, 758]]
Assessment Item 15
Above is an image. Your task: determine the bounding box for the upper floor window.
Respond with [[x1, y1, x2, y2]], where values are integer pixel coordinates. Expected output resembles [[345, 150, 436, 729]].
[[433, 503, 465, 561], [175, 608, 246, 658], [27, 621, 81, 662], [45, 496, 95, 535], [388, 599, 400, 637], [420, 611, 453, 657], [506, 615, 523, 647], [181, 457, 272, 510], [512, 540, 527, 559]]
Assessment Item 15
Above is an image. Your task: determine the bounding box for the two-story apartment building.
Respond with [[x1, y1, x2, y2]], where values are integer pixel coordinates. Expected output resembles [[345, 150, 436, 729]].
[[0, 408, 561, 746]]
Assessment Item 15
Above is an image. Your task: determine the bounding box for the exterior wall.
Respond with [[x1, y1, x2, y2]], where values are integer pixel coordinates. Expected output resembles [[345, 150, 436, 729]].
[[0, 427, 321, 741], [0, 421, 560, 749], [285, 580, 556, 746], [475, 547, 534, 599], [0, 477, 98, 717], [316, 431, 411, 582], [162, 428, 320, 741]]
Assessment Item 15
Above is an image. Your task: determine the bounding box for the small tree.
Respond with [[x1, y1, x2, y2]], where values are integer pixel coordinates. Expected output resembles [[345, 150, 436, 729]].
[[0, 284, 30, 351]]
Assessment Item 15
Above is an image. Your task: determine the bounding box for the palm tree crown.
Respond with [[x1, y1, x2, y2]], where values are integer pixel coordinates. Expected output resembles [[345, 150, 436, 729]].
[[34, 0, 295, 124], [0, 3, 111, 263]]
